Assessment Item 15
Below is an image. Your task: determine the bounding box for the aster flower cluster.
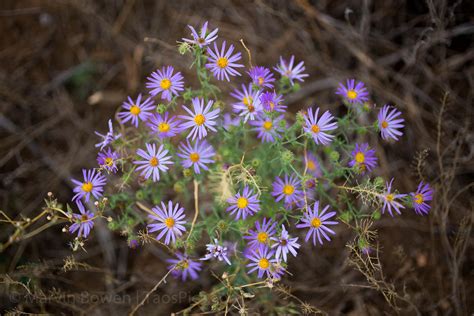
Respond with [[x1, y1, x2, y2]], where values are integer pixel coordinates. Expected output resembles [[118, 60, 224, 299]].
[[62, 20, 434, 294]]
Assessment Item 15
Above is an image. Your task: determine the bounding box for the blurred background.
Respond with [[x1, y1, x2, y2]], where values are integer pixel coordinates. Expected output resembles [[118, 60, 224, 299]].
[[0, 0, 473, 314]]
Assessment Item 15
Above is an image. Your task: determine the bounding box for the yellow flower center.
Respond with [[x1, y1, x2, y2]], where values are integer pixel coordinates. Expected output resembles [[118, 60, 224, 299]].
[[243, 97, 253, 109], [258, 77, 264, 85], [237, 197, 248, 209], [217, 57, 228, 68], [311, 124, 320, 133], [307, 160, 316, 170], [160, 78, 171, 90], [414, 193, 423, 204], [311, 217, 321, 228], [82, 182, 93, 193], [269, 101, 275, 110], [257, 232, 268, 243], [105, 157, 114, 166], [355, 152, 365, 163], [381, 121, 388, 129], [347, 89, 358, 100], [130, 105, 141, 116], [189, 152, 200, 163], [158, 122, 170, 133], [197, 38, 205, 44], [386, 194, 394, 202], [283, 185, 295, 195], [149, 157, 159, 167], [165, 217, 175, 228], [258, 258, 270, 269], [181, 259, 190, 269], [81, 214, 89, 221], [194, 114, 205, 126], [263, 121, 272, 130]]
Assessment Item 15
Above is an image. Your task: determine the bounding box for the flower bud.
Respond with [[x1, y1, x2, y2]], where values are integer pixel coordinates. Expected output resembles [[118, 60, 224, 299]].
[[183, 169, 192, 178], [292, 83, 301, 92], [372, 210, 381, 220], [281, 149, 294, 165], [362, 102, 372, 112], [135, 190, 145, 200], [174, 182, 185, 193], [178, 42, 191, 55], [108, 221, 117, 230], [251, 158, 261, 168], [374, 177, 384, 187], [156, 104, 167, 114], [216, 220, 229, 233], [329, 151, 340, 162], [296, 111, 306, 124]]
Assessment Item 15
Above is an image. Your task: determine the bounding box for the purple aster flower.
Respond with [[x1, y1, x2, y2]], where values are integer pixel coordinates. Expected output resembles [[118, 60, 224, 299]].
[[95, 119, 121, 150], [248, 66, 275, 89], [222, 113, 240, 131], [348, 143, 378, 174], [244, 218, 277, 250], [270, 225, 300, 262], [117, 94, 155, 127], [246, 245, 277, 279], [260, 91, 286, 113], [128, 239, 139, 249], [148, 200, 186, 245], [226, 186, 260, 220], [268, 261, 286, 280], [147, 112, 182, 138], [97, 148, 120, 173], [411, 181, 433, 215], [230, 84, 263, 122], [378, 105, 405, 141], [68, 201, 94, 238], [380, 178, 406, 216], [360, 245, 372, 256], [179, 97, 220, 140], [271, 174, 304, 206], [71, 169, 107, 202], [335, 79, 369, 104], [206, 41, 244, 81], [201, 239, 231, 265], [133, 143, 173, 182], [274, 55, 308, 85], [146, 66, 184, 101], [249, 114, 284, 143], [167, 252, 202, 281], [177, 139, 215, 174], [296, 201, 339, 246], [182, 21, 218, 47], [303, 107, 338, 145], [304, 153, 322, 178]]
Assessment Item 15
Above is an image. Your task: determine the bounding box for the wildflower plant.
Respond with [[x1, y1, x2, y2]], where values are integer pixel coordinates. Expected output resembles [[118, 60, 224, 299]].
[[14, 21, 435, 314]]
